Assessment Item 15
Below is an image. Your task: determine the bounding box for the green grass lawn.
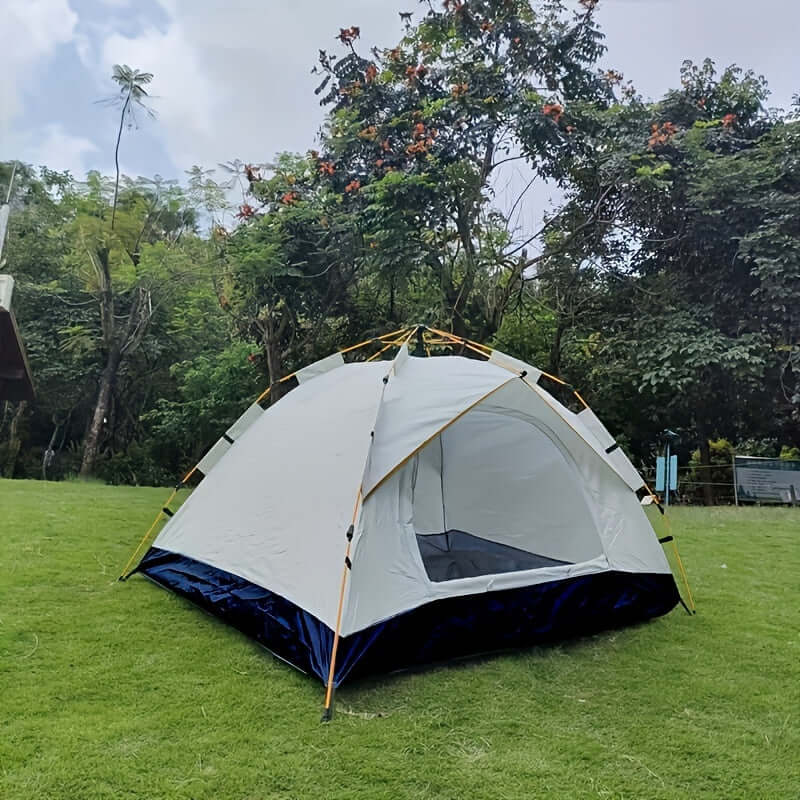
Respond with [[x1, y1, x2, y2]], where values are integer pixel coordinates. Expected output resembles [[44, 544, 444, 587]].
[[1, 478, 798, 799]]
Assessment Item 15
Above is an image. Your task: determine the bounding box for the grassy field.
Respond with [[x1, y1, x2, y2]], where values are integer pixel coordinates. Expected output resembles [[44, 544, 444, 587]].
[[1, 478, 798, 799]]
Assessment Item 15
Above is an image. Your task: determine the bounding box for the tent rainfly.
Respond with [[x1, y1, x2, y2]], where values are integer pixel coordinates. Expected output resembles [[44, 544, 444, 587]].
[[122, 326, 693, 718]]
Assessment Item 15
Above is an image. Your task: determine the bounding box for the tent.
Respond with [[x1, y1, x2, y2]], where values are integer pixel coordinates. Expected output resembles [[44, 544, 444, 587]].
[[122, 326, 693, 717]]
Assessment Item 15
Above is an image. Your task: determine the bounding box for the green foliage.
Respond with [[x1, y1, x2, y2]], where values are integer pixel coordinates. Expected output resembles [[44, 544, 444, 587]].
[[3, 19, 799, 490], [1, 163, 231, 482], [687, 438, 735, 502], [546, 58, 799, 467], [95, 441, 174, 486], [734, 438, 781, 458], [310, 0, 611, 336], [144, 341, 263, 472], [780, 445, 800, 461]]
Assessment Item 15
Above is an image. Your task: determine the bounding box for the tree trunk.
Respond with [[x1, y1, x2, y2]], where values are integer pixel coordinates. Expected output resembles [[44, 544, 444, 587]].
[[263, 314, 290, 404], [80, 348, 121, 477], [42, 417, 60, 480], [112, 91, 131, 231], [451, 207, 479, 338], [3, 400, 28, 478], [548, 320, 566, 377], [698, 435, 714, 506]]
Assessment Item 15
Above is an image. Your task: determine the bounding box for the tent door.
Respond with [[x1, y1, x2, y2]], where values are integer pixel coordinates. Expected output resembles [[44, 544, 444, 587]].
[[409, 407, 604, 583]]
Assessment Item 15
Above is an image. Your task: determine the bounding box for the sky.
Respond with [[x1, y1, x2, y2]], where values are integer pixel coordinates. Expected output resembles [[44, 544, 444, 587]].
[[2, 0, 798, 202]]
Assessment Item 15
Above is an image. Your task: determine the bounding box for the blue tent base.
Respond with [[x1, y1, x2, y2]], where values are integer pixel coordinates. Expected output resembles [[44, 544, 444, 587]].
[[137, 547, 680, 687]]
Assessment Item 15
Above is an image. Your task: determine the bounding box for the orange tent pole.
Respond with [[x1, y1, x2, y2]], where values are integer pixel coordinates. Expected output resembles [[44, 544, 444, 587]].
[[322, 489, 362, 721]]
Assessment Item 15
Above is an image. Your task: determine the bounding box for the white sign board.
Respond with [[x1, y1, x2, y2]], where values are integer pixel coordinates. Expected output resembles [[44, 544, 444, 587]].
[[734, 456, 800, 504]]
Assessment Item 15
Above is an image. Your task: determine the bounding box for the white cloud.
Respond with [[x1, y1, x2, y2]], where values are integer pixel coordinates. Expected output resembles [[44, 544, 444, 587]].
[[101, 24, 213, 151], [95, 0, 404, 172], [597, 0, 797, 109], [14, 123, 99, 176], [6, 0, 798, 192], [0, 0, 79, 135], [87, 0, 800, 181]]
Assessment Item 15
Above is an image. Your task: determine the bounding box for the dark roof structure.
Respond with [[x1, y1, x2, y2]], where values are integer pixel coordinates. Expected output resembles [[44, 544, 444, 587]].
[[0, 277, 34, 402]]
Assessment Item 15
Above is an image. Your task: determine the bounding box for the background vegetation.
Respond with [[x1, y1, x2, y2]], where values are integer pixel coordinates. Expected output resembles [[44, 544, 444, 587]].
[[2, 0, 798, 496]]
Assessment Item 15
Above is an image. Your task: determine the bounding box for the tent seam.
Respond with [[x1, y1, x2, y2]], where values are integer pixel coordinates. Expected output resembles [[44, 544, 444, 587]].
[[362, 375, 519, 501]]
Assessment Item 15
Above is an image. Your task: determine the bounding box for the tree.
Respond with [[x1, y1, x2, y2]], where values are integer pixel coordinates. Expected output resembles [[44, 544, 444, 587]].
[[74, 174, 198, 476], [310, 1, 613, 338], [217, 154, 378, 399], [0, 164, 89, 478], [547, 59, 797, 498], [107, 65, 154, 230]]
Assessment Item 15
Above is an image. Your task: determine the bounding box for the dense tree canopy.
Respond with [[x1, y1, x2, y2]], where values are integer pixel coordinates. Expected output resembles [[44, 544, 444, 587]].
[[1, 3, 798, 501]]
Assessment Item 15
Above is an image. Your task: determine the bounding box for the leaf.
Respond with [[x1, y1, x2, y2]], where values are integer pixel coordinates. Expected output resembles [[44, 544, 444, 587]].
[[314, 75, 331, 96]]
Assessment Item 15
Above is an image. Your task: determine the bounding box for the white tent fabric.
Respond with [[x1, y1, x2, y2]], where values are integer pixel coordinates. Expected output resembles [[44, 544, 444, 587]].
[[196, 402, 264, 475], [152, 350, 669, 637], [295, 351, 345, 384], [345, 377, 668, 635], [362, 353, 515, 495], [488, 348, 543, 384], [577, 406, 646, 491], [484, 347, 646, 492], [153, 362, 386, 627]]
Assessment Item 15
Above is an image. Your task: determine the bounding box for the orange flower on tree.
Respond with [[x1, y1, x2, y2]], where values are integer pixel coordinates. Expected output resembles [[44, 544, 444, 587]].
[[280, 191, 299, 205], [344, 179, 361, 193], [405, 64, 427, 84], [451, 82, 468, 98], [236, 203, 255, 220], [365, 64, 378, 82], [319, 161, 335, 176], [542, 103, 564, 123], [413, 122, 426, 139], [579, 0, 599, 10], [480, 20, 494, 32], [358, 125, 378, 140], [722, 113, 737, 128], [339, 80, 362, 97], [337, 26, 360, 44], [648, 121, 678, 148]]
